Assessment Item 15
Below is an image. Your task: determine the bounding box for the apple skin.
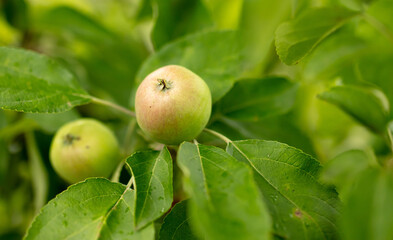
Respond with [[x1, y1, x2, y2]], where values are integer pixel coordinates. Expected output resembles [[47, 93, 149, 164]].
[[135, 65, 212, 145], [50, 118, 120, 184]]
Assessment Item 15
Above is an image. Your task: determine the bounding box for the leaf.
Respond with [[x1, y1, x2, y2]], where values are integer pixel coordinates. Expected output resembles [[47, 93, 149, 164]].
[[25, 132, 48, 214], [36, 6, 146, 106], [318, 84, 390, 133], [218, 77, 298, 121], [0, 139, 9, 184], [356, 53, 393, 119], [239, 0, 291, 69], [151, 0, 213, 50], [2, 0, 28, 31], [227, 140, 340, 239], [0, 47, 91, 113], [159, 200, 198, 240], [275, 7, 358, 65], [320, 150, 370, 200], [126, 147, 173, 229], [25, 110, 80, 134], [136, 30, 248, 103], [206, 114, 317, 157], [366, 0, 393, 42], [340, 168, 393, 240], [24, 178, 155, 240], [177, 142, 271, 240], [303, 29, 368, 80]]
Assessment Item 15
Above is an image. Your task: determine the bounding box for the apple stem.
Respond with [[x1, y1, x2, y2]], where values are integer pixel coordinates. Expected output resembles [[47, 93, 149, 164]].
[[203, 128, 232, 144], [90, 96, 136, 117]]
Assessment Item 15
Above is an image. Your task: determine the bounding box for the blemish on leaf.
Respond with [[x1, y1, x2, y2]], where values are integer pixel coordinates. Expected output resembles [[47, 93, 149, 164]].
[[294, 209, 302, 218]]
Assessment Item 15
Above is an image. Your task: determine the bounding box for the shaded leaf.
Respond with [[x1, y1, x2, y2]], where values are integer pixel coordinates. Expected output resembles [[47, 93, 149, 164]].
[[303, 29, 368, 80], [206, 114, 317, 157], [275, 7, 358, 65], [159, 200, 198, 240], [227, 140, 340, 239], [25, 110, 80, 134], [2, 0, 29, 31], [239, 0, 291, 69], [136, 30, 247, 103], [218, 77, 298, 121], [340, 168, 393, 240], [0, 47, 91, 113], [318, 85, 390, 133], [126, 147, 173, 229], [151, 0, 213, 50], [177, 142, 271, 240], [25, 178, 154, 240], [320, 150, 370, 200]]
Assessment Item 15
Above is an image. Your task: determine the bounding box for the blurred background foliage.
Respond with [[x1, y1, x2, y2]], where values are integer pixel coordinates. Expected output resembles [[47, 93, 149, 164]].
[[0, 0, 392, 238]]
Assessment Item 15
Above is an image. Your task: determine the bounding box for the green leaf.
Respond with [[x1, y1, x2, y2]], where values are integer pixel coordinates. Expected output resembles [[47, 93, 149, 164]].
[[239, 0, 291, 69], [126, 147, 173, 229], [218, 77, 298, 121], [25, 110, 80, 134], [159, 200, 198, 240], [275, 7, 358, 65], [0, 139, 9, 184], [320, 150, 370, 200], [36, 6, 146, 106], [318, 85, 390, 133], [207, 114, 317, 157], [366, 0, 393, 43], [24, 178, 154, 240], [136, 30, 247, 103], [2, 0, 29, 31], [0, 47, 91, 113], [340, 168, 393, 240], [151, 0, 213, 50], [177, 142, 271, 240], [227, 140, 340, 239], [25, 132, 48, 214], [356, 53, 393, 119], [303, 29, 368, 80]]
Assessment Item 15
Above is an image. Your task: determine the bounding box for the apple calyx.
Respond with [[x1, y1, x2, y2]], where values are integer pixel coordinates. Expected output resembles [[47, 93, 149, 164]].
[[157, 78, 172, 91], [62, 133, 80, 145]]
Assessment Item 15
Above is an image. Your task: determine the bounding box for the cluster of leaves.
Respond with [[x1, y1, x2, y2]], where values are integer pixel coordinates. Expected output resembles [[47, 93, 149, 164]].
[[1, 0, 393, 239]]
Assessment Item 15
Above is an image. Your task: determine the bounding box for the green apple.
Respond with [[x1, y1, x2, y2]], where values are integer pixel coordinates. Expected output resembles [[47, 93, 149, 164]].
[[50, 118, 120, 184], [135, 65, 212, 145]]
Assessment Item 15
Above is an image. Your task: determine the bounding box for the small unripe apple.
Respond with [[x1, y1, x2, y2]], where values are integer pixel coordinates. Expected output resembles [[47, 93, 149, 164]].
[[50, 118, 120, 184], [135, 65, 212, 145]]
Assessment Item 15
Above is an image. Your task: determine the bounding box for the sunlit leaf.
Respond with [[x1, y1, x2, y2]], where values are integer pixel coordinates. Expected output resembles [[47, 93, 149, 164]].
[[159, 200, 198, 240], [0, 47, 91, 113], [177, 142, 271, 240], [25, 178, 154, 240], [275, 7, 358, 65], [227, 140, 340, 239], [126, 147, 173, 229]]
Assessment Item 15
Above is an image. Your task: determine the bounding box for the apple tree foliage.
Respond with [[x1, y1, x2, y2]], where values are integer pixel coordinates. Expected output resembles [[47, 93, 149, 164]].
[[1, 0, 393, 239]]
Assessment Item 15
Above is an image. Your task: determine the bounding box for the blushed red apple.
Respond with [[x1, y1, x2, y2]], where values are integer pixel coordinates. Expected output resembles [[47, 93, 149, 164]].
[[135, 65, 212, 145]]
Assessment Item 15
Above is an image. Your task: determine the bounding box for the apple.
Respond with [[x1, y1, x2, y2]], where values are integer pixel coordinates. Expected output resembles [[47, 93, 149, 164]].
[[50, 118, 120, 184], [135, 65, 212, 145]]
